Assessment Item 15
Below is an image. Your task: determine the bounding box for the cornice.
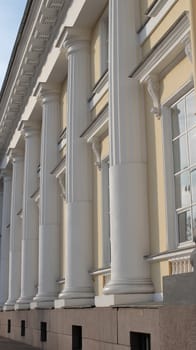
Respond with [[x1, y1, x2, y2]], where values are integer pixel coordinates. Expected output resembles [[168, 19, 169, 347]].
[[130, 12, 190, 83], [0, 0, 72, 160]]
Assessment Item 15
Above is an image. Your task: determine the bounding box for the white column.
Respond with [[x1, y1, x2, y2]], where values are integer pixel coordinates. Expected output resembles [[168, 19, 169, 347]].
[[31, 83, 60, 309], [4, 150, 24, 310], [0, 171, 12, 309], [55, 30, 94, 308], [99, 0, 153, 306], [15, 122, 40, 310]]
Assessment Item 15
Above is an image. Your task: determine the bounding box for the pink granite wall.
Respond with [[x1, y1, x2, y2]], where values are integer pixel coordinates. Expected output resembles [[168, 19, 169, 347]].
[[0, 306, 195, 349]]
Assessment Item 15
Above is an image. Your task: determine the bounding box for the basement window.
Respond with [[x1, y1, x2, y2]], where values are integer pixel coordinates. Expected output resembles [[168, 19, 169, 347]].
[[7, 319, 11, 333], [40, 322, 47, 342], [72, 325, 82, 350], [130, 331, 151, 350], [21, 320, 25, 337]]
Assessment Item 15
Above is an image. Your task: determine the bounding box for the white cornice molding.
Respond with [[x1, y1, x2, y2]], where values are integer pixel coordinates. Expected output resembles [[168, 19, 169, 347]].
[[58, 128, 67, 151], [81, 105, 108, 170], [184, 36, 192, 63], [130, 12, 190, 83], [51, 157, 66, 199], [88, 70, 108, 111], [145, 0, 168, 18], [0, 0, 71, 160], [139, 0, 178, 44]]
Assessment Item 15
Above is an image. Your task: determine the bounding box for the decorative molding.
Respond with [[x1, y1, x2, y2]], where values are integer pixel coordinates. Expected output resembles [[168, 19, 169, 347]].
[[18, 120, 41, 138], [81, 106, 108, 170], [0, 0, 71, 161], [145, 244, 195, 263], [145, 0, 169, 18], [146, 74, 161, 119], [7, 148, 24, 163], [89, 267, 111, 277], [88, 71, 108, 111], [31, 188, 40, 207], [81, 105, 108, 142], [138, 0, 178, 44], [58, 128, 67, 152], [92, 140, 101, 170], [184, 36, 192, 63], [130, 12, 190, 83], [51, 157, 66, 199], [34, 82, 61, 100]]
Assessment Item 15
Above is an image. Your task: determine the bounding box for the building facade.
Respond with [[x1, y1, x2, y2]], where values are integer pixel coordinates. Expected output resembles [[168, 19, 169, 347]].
[[0, 0, 196, 349]]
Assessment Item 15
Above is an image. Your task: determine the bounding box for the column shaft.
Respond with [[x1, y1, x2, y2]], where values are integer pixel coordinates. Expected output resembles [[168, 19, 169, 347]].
[[16, 122, 40, 309], [0, 173, 12, 307], [102, 0, 153, 303], [55, 34, 94, 308], [0, 173, 10, 308], [4, 152, 24, 310], [32, 84, 60, 309]]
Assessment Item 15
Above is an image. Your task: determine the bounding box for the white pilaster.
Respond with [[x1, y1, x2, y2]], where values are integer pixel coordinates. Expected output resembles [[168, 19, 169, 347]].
[[96, 0, 153, 306], [4, 150, 24, 310], [15, 122, 40, 310], [55, 30, 94, 308], [31, 84, 60, 309], [0, 171, 12, 309]]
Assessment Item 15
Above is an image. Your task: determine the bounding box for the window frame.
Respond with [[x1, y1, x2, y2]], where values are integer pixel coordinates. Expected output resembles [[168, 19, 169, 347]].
[[162, 81, 196, 250]]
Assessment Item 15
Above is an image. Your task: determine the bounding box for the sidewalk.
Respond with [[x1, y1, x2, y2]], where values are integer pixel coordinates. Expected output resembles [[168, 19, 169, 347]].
[[0, 337, 39, 349]]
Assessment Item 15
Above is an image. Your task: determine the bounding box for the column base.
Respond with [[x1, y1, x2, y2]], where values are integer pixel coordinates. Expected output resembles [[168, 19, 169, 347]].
[[95, 293, 154, 307], [3, 303, 15, 311], [30, 300, 54, 309], [15, 302, 30, 310], [55, 297, 94, 309], [103, 278, 154, 295], [15, 296, 34, 310]]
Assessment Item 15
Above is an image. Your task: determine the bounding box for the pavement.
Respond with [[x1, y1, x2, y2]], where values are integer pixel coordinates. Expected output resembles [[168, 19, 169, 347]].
[[0, 337, 39, 349]]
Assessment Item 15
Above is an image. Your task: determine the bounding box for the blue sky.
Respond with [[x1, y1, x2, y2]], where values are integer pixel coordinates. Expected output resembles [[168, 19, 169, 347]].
[[0, 0, 27, 90]]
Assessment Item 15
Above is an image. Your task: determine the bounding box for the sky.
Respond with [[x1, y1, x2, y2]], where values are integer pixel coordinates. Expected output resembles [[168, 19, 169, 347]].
[[0, 0, 27, 90]]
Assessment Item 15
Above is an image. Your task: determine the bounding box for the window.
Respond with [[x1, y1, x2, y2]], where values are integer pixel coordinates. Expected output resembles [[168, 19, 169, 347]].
[[72, 325, 82, 350], [130, 332, 151, 350], [171, 91, 196, 244], [99, 8, 108, 76], [101, 159, 111, 266]]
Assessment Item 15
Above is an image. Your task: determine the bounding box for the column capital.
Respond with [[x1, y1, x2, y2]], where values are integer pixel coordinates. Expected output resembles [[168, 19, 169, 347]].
[[36, 82, 61, 104], [7, 148, 24, 163], [19, 120, 41, 139], [0, 169, 12, 180], [63, 28, 90, 54]]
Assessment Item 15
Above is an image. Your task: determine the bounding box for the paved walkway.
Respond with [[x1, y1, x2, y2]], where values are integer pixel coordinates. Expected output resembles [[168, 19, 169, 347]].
[[0, 337, 39, 349]]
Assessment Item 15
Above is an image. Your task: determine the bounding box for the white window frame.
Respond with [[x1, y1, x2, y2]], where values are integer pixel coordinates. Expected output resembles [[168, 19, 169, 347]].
[[162, 80, 195, 250]]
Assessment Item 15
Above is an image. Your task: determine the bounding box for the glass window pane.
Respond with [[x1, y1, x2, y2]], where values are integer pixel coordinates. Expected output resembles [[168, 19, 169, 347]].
[[188, 127, 196, 166], [178, 210, 192, 243], [186, 92, 196, 129], [171, 99, 186, 138], [173, 135, 188, 172], [191, 169, 196, 204], [192, 206, 196, 241], [175, 172, 191, 209]]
